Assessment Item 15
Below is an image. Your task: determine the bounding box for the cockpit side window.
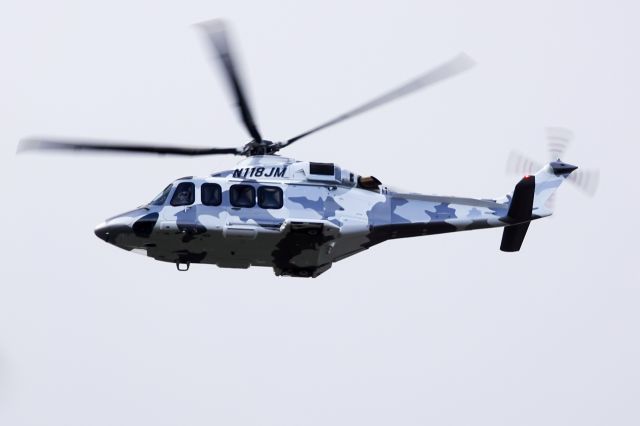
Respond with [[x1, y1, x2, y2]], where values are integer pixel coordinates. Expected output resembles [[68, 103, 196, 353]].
[[201, 183, 222, 206], [149, 184, 173, 206], [170, 182, 195, 206], [258, 186, 283, 209], [230, 184, 255, 208]]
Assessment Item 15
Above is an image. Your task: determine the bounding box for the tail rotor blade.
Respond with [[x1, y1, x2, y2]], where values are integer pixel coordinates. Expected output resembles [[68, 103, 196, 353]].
[[506, 151, 543, 176], [568, 168, 600, 197], [197, 19, 262, 142], [546, 127, 573, 161]]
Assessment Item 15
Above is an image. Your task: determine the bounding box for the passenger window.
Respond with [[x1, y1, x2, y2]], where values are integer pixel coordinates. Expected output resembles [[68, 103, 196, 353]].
[[230, 184, 255, 208], [170, 182, 195, 206], [201, 183, 222, 206], [258, 186, 283, 209]]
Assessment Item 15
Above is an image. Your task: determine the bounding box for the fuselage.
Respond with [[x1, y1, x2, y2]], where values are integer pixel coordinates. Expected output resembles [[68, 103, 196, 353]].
[[94, 155, 518, 277]]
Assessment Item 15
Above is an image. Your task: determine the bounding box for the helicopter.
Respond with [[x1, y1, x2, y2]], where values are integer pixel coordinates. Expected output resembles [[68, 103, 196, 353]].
[[18, 20, 589, 278]]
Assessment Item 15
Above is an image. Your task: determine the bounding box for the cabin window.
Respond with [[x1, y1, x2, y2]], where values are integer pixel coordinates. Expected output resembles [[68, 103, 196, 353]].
[[149, 184, 173, 206], [309, 162, 335, 176], [170, 182, 195, 206], [258, 186, 283, 209], [230, 184, 256, 208], [201, 183, 222, 206]]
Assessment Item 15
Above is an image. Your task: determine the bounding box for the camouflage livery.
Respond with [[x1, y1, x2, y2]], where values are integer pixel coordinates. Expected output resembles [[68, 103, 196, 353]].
[[94, 155, 577, 277], [17, 21, 584, 276]]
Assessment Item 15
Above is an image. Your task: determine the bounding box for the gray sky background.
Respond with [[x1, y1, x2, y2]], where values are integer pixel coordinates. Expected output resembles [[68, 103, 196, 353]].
[[1, 1, 639, 425]]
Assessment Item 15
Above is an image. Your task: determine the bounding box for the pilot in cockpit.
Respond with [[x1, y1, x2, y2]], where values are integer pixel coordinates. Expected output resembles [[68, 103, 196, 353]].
[[172, 184, 193, 205]]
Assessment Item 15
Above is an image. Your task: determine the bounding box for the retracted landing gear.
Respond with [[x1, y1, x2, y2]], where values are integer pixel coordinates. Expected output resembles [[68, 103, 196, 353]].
[[176, 262, 190, 271]]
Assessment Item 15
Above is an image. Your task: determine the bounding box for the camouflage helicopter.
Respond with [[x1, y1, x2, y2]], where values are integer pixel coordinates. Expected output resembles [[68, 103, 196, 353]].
[[18, 20, 590, 278]]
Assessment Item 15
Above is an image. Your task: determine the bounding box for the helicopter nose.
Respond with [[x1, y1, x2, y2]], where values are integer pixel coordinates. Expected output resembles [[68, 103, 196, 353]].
[[94, 222, 112, 242]]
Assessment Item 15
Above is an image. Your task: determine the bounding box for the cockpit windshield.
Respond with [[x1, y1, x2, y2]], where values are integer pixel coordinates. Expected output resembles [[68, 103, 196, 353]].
[[149, 184, 173, 206]]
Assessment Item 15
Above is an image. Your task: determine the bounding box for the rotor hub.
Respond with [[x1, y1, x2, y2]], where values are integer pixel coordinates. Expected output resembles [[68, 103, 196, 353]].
[[241, 139, 282, 156]]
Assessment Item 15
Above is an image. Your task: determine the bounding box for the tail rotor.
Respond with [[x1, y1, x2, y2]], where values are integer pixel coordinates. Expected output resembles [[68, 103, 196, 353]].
[[507, 127, 599, 198]]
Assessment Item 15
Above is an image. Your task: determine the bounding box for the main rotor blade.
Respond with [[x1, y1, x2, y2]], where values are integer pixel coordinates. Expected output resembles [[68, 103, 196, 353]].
[[18, 137, 240, 156], [198, 19, 262, 142], [280, 53, 476, 148]]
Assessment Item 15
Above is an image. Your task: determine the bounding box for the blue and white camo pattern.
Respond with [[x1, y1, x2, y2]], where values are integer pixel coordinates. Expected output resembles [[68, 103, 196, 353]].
[[94, 155, 574, 277]]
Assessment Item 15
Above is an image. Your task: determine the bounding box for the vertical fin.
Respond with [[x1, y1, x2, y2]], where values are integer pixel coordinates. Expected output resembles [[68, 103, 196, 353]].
[[532, 161, 578, 211], [500, 175, 535, 252], [500, 223, 531, 252]]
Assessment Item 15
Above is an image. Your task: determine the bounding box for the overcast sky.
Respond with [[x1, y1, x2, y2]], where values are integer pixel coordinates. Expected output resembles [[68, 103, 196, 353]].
[[1, 1, 639, 425]]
